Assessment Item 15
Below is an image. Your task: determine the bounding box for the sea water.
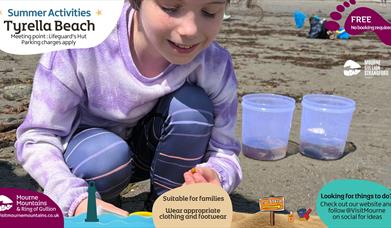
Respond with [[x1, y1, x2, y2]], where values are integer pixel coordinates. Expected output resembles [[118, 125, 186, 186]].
[[65, 213, 154, 228], [242, 138, 287, 160]]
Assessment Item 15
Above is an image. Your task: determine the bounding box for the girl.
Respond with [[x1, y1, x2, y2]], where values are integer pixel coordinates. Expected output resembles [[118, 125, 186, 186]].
[[15, 0, 241, 216]]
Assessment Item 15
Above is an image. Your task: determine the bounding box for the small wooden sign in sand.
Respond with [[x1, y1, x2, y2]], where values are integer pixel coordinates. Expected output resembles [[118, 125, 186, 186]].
[[259, 196, 285, 226]]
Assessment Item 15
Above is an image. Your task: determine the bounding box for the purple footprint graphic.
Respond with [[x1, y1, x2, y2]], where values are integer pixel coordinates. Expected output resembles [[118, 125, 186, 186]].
[[325, 0, 391, 46], [325, 0, 357, 31]]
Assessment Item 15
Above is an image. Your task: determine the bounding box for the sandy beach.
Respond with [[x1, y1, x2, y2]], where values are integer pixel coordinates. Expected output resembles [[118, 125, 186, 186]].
[[1, 0, 390, 225]]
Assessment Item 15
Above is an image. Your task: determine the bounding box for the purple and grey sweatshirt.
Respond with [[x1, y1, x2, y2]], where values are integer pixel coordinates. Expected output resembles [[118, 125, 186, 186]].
[[15, 3, 241, 216]]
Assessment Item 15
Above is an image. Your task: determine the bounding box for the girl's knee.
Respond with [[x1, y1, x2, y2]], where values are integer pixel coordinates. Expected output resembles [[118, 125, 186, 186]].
[[176, 84, 213, 110], [64, 128, 132, 199], [166, 84, 214, 125]]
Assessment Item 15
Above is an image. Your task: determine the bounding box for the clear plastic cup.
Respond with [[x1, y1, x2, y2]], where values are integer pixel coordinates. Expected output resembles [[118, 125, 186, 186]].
[[242, 94, 296, 160], [299, 94, 356, 160]]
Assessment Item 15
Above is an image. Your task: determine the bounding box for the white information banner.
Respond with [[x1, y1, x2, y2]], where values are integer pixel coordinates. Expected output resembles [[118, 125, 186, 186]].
[[0, 0, 123, 55]]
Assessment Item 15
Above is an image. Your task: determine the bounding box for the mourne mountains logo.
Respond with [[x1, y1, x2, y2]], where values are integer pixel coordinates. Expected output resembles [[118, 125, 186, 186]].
[[0, 195, 13, 212], [344, 60, 361, 76]]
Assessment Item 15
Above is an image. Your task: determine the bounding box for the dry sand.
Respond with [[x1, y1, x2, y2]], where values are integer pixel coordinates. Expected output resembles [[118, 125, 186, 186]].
[[1, 0, 390, 226]]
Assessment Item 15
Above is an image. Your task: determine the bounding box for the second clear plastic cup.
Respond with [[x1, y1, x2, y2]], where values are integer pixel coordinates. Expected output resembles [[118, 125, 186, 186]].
[[299, 94, 356, 160], [242, 94, 296, 160]]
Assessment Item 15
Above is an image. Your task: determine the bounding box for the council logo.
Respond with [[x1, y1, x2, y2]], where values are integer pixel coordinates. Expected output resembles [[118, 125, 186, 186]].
[[0, 195, 13, 212], [344, 60, 361, 77]]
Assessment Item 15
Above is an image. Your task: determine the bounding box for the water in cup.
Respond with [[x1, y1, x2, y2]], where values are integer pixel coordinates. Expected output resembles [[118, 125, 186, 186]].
[[242, 137, 287, 160], [299, 136, 346, 160], [242, 94, 295, 161], [299, 94, 355, 160]]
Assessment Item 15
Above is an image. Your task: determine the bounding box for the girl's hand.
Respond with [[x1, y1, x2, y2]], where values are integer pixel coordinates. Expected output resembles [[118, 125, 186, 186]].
[[183, 167, 221, 186], [74, 198, 129, 217]]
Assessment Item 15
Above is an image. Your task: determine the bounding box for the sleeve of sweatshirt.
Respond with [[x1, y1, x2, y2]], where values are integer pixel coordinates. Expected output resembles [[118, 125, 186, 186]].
[[196, 52, 242, 193], [14, 51, 96, 216]]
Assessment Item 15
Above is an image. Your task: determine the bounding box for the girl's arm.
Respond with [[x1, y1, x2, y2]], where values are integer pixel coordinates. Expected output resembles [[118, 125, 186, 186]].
[[15, 51, 91, 216], [188, 50, 242, 193]]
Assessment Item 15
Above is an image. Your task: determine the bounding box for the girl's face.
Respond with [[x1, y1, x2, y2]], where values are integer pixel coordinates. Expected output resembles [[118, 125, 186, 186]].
[[137, 0, 226, 65]]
